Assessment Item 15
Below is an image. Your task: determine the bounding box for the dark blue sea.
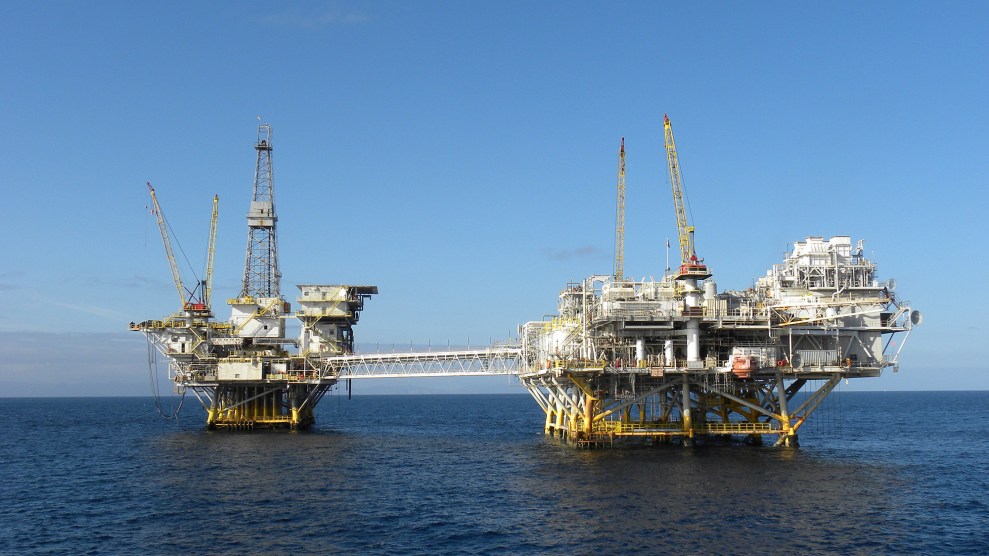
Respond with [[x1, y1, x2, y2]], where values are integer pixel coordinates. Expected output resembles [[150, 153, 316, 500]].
[[1, 391, 987, 554]]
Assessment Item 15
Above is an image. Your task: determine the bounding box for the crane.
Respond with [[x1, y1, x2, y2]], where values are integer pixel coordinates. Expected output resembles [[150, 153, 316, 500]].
[[147, 182, 187, 309], [204, 195, 218, 310], [663, 114, 710, 279], [614, 137, 626, 281], [146, 182, 218, 313]]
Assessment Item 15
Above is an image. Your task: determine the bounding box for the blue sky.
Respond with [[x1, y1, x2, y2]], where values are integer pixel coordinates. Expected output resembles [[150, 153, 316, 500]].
[[1, 1, 987, 395]]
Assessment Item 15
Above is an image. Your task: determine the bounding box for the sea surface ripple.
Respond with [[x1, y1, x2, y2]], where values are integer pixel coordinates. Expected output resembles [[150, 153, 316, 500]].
[[1, 391, 986, 554]]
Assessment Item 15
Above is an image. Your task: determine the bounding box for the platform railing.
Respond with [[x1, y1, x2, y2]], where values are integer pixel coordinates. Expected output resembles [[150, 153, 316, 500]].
[[594, 420, 779, 435]]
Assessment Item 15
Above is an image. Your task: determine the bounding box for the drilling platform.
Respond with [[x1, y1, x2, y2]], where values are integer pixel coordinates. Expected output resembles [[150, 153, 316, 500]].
[[132, 124, 377, 429], [134, 116, 920, 447]]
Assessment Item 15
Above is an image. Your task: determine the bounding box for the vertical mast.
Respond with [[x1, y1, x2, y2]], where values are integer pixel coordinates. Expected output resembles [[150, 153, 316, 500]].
[[240, 123, 280, 299], [204, 195, 219, 310], [614, 137, 626, 280]]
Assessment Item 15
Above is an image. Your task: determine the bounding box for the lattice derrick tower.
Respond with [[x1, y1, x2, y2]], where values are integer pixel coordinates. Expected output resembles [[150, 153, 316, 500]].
[[240, 123, 280, 299]]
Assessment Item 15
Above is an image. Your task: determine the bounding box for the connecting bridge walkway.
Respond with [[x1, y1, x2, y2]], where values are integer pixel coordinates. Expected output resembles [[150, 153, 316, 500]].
[[324, 347, 523, 379]]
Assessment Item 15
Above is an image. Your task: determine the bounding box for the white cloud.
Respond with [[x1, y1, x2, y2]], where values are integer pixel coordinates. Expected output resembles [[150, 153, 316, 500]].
[[48, 299, 129, 321]]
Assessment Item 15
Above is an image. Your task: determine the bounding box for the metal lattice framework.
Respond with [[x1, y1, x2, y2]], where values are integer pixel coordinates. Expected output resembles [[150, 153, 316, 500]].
[[519, 368, 842, 448], [323, 347, 522, 379], [240, 123, 280, 298]]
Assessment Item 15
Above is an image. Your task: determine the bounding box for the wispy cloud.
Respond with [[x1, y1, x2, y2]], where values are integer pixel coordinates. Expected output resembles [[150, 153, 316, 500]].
[[250, 3, 370, 29], [36, 297, 129, 321], [84, 274, 169, 290], [542, 246, 604, 261], [0, 270, 24, 291]]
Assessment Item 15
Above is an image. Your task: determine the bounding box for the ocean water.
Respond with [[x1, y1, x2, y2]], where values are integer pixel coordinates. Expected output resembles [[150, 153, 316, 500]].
[[1, 391, 986, 554]]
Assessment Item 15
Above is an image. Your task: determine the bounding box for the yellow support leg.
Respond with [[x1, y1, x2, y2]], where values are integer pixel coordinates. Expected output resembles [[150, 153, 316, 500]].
[[682, 376, 693, 445]]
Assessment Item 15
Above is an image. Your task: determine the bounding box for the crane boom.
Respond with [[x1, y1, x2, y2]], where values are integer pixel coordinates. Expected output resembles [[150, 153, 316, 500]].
[[614, 137, 626, 280], [147, 182, 186, 308], [663, 114, 710, 279], [204, 195, 218, 310], [663, 115, 693, 265]]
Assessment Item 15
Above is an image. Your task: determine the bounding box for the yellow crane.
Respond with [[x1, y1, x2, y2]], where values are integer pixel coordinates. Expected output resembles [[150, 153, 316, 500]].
[[614, 137, 626, 281], [663, 114, 710, 279]]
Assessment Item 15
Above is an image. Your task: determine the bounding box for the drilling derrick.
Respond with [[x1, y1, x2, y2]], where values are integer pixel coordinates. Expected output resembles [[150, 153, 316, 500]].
[[241, 124, 280, 299], [227, 124, 288, 344]]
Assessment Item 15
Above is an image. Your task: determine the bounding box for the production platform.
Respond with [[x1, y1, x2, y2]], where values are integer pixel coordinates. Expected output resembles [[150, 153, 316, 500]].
[[133, 118, 920, 447]]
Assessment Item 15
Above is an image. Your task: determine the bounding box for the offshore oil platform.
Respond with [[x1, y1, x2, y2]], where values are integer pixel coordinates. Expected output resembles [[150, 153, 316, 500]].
[[133, 124, 377, 429], [517, 116, 919, 447], [134, 117, 920, 447]]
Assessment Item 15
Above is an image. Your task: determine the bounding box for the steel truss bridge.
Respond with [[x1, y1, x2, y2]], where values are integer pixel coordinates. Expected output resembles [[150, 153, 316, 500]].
[[324, 347, 522, 380]]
